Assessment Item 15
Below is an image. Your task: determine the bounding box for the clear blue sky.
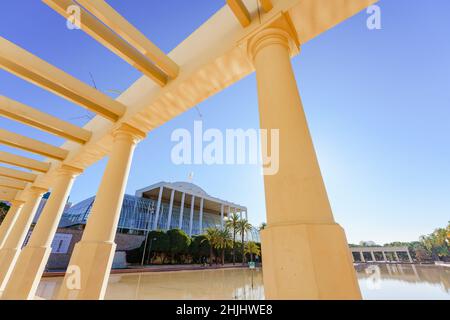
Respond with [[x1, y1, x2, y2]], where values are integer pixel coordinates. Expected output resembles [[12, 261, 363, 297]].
[[1, 1, 449, 244]]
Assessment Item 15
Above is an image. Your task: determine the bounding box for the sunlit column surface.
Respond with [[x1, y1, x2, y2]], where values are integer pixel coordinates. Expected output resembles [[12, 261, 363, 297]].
[[188, 195, 195, 237], [0, 200, 25, 249], [371, 251, 376, 262], [178, 192, 185, 229], [360, 252, 365, 262], [382, 251, 388, 262], [199, 198, 204, 233], [220, 204, 224, 229], [249, 25, 361, 299], [167, 189, 175, 230], [153, 186, 163, 230], [2, 165, 82, 300], [57, 124, 145, 300], [0, 187, 46, 291]]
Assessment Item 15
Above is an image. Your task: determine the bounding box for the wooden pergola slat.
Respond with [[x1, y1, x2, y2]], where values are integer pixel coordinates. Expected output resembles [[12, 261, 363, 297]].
[[0, 176, 28, 190], [0, 96, 92, 144], [0, 166, 37, 183], [0, 37, 126, 122], [43, 0, 168, 86], [76, 0, 179, 79], [0, 151, 51, 173], [0, 129, 69, 161], [226, 0, 251, 27]]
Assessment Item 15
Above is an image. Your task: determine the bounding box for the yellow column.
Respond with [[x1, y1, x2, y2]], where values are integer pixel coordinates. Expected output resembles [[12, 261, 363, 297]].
[[0, 200, 25, 249], [248, 27, 361, 299], [58, 124, 145, 300], [0, 186, 46, 291], [2, 165, 82, 300]]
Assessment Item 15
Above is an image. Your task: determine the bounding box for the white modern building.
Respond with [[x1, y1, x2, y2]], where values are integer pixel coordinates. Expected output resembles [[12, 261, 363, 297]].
[[60, 181, 259, 241]]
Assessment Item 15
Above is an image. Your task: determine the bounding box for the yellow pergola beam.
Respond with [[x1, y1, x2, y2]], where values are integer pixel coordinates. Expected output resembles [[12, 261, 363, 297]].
[[0, 96, 92, 144], [0, 188, 19, 201], [0, 176, 28, 190], [226, 0, 251, 27], [43, 0, 168, 86], [260, 0, 273, 12], [0, 151, 50, 173], [76, 0, 179, 80], [0, 129, 69, 161], [0, 166, 37, 183], [0, 37, 126, 122]]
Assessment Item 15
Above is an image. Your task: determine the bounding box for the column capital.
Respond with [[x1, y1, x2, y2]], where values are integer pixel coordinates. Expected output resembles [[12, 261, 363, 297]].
[[246, 13, 300, 62], [112, 123, 146, 144], [27, 186, 48, 197], [9, 199, 26, 207], [55, 164, 83, 178]]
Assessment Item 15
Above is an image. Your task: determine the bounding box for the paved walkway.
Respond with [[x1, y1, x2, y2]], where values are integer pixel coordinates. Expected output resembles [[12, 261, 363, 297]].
[[43, 263, 251, 278]]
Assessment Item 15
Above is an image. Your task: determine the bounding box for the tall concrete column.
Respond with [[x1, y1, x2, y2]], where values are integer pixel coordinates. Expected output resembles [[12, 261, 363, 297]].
[[0, 186, 46, 291], [227, 205, 230, 218], [382, 251, 388, 262], [248, 26, 360, 299], [0, 200, 25, 249], [166, 189, 175, 230], [371, 251, 376, 262], [220, 204, 224, 229], [178, 192, 185, 230], [58, 124, 145, 300], [188, 195, 195, 236], [2, 165, 82, 299], [360, 252, 365, 263], [406, 250, 413, 263], [199, 198, 204, 234], [152, 186, 163, 230]]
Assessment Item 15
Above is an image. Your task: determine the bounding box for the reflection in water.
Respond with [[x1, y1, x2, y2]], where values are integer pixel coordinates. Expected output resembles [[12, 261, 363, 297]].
[[37, 268, 265, 300], [356, 264, 450, 300], [36, 264, 449, 300]]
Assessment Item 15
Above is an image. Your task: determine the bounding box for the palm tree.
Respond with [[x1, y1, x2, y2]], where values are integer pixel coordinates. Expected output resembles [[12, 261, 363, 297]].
[[237, 219, 253, 265], [258, 222, 267, 231], [244, 241, 261, 262], [225, 212, 240, 265], [215, 228, 232, 265], [202, 227, 219, 265]]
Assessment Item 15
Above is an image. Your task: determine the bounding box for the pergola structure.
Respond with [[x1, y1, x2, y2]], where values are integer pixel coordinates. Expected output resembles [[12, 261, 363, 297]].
[[0, 0, 378, 300]]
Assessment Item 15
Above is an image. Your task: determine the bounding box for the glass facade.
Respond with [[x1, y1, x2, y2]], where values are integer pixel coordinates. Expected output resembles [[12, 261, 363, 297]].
[[61, 194, 260, 242]]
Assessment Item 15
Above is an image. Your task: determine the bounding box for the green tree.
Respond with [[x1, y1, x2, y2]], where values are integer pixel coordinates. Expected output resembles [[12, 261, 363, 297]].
[[244, 241, 261, 262], [0, 202, 10, 225], [190, 235, 211, 263], [167, 229, 190, 264], [258, 222, 267, 231], [225, 213, 240, 265], [237, 219, 253, 265], [215, 227, 232, 265], [143, 230, 169, 264], [202, 227, 220, 265]]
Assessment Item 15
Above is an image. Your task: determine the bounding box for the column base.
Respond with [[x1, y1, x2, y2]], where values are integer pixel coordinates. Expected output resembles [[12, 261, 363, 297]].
[[261, 222, 361, 300], [1, 246, 51, 300], [0, 248, 21, 291], [57, 241, 116, 300]]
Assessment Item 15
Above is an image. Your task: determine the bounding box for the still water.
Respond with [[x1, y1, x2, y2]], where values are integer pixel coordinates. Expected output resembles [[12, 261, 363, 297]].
[[37, 264, 449, 300]]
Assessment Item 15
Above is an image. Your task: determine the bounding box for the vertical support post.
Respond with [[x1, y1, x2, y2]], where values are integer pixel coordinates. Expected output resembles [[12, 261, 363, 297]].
[[0, 200, 25, 249], [57, 124, 145, 300], [199, 198, 204, 234], [406, 250, 413, 263], [220, 204, 224, 229], [0, 187, 47, 291], [166, 189, 175, 230], [360, 252, 365, 263], [2, 165, 82, 300], [178, 192, 185, 230], [227, 205, 230, 218], [188, 195, 195, 237], [152, 186, 163, 230], [394, 251, 400, 262], [382, 251, 388, 262], [370, 251, 376, 262], [248, 25, 360, 299]]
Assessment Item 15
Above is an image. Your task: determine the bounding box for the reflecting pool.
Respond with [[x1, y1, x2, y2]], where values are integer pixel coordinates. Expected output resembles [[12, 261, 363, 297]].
[[36, 264, 449, 300]]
